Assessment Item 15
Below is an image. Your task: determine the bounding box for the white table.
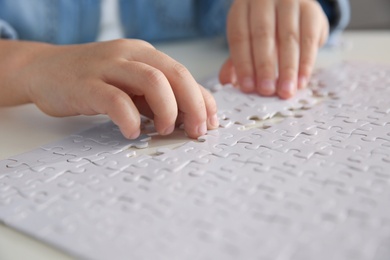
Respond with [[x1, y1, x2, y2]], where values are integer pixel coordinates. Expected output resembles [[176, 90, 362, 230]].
[[1, 30, 390, 260]]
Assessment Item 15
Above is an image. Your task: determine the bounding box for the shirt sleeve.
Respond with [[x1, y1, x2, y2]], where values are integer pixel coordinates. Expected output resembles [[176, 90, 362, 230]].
[[0, 19, 17, 39], [318, 0, 351, 45], [196, 0, 232, 37]]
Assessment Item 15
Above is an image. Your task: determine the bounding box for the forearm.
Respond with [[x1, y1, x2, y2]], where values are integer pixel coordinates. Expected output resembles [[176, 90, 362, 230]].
[[0, 39, 54, 106]]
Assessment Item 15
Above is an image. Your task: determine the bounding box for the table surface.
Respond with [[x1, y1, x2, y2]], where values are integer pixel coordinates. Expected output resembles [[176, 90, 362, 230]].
[[1, 30, 390, 260]]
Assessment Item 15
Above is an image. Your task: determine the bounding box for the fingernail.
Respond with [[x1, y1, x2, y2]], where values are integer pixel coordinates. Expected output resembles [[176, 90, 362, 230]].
[[162, 125, 175, 135], [240, 77, 255, 92], [259, 80, 275, 95], [280, 81, 295, 95], [298, 76, 308, 89], [208, 114, 219, 128], [197, 122, 207, 136]]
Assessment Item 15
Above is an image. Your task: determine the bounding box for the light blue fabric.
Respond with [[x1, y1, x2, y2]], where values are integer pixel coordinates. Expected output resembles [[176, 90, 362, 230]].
[[0, 0, 349, 45], [119, 0, 232, 42], [0, 0, 100, 44]]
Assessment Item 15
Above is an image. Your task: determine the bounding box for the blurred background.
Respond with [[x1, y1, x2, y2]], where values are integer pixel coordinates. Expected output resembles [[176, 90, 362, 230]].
[[347, 0, 390, 29]]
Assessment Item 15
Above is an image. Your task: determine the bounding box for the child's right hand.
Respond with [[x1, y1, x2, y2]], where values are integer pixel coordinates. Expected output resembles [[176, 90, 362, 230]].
[[0, 39, 219, 139], [219, 0, 329, 99]]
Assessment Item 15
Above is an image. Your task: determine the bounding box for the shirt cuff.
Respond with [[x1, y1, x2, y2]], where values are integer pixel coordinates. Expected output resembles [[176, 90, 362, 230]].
[[0, 20, 18, 39], [319, 0, 351, 46]]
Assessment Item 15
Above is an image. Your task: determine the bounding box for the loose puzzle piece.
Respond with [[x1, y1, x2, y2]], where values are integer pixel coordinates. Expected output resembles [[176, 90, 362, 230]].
[[1, 62, 390, 260]]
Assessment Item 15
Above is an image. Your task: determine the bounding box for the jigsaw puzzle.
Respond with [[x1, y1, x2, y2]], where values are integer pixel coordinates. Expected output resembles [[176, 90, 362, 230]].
[[1, 62, 390, 260]]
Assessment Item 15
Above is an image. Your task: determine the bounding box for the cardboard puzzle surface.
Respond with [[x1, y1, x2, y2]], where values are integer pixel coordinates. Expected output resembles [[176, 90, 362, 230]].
[[1, 62, 390, 260]]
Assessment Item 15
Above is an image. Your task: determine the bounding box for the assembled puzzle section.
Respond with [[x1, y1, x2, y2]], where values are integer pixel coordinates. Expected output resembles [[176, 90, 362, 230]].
[[1, 62, 390, 260]]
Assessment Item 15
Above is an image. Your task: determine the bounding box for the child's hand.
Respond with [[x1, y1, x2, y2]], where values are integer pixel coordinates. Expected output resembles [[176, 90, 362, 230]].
[[219, 0, 329, 99], [9, 40, 218, 139]]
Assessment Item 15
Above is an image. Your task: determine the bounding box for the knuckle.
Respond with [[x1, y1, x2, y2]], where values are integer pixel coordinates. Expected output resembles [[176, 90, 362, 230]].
[[280, 66, 297, 78], [111, 38, 154, 50], [280, 0, 297, 6], [111, 38, 129, 45], [131, 39, 155, 49], [280, 31, 299, 45], [144, 68, 166, 87], [106, 91, 127, 110], [251, 26, 274, 43], [302, 34, 317, 48], [110, 38, 132, 49], [172, 62, 190, 79], [255, 61, 275, 77], [228, 30, 249, 45]]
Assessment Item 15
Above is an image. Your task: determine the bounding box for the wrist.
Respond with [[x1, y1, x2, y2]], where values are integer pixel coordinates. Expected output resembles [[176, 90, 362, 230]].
[[0, 40, 56, 106]]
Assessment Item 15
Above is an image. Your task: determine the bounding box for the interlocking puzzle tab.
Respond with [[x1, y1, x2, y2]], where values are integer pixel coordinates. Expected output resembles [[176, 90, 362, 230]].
[[1, 62, 390, 260]]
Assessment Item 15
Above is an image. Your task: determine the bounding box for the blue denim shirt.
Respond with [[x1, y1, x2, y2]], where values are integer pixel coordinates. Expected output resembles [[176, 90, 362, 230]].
[[0, 0, 349, 45]]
